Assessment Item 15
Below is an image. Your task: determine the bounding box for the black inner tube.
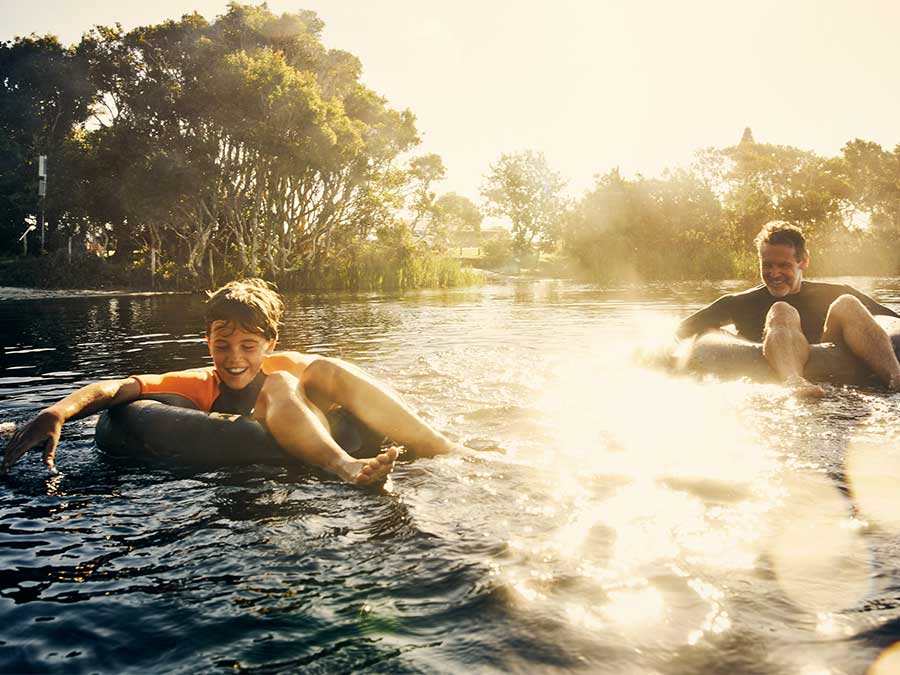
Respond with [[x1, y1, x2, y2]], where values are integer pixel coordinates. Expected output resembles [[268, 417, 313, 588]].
[[676, 316, 900, 385], [95, 395, 387, 467]]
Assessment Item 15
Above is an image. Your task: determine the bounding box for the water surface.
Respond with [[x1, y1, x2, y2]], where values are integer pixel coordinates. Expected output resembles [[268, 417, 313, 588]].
[[2, 279, 900, 674]]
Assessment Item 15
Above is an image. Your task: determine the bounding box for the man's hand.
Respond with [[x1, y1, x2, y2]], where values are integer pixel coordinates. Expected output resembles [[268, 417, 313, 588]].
[[1, 410, 64, 474]]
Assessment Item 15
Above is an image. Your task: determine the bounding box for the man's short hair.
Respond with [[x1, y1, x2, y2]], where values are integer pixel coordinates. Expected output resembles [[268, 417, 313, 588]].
[[204, 278, 284, 340], [754, 221, 807, 261]]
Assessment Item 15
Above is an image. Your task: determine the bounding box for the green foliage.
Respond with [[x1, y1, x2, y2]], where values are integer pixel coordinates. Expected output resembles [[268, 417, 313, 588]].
[[428, 192, 482, 249], [481, 150, 567, 253], [561, 169, 727, 282], [406, 153, 447, 234], [478, 230, 515, 270], [0, 4, 471, 293], [285, 222, 482, 291], [0, 249, 128, 288], [558, 128, 900, 283], [0, 34, 95, 251]]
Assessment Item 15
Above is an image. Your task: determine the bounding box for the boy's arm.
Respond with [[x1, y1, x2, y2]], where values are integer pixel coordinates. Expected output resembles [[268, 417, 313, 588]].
[[1, 378, 142, 473], [264, 351, 462, 457]]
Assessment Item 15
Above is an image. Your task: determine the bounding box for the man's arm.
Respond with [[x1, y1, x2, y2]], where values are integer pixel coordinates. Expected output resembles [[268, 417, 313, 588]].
[[1, 378, 142, 473], [676, 295, 734, 340], [264, 351, 461, 457]]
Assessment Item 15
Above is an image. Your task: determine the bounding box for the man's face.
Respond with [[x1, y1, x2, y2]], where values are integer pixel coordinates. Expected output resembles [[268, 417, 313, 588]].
[[759, 242, 808, 297], [207, 320, 275, 390]]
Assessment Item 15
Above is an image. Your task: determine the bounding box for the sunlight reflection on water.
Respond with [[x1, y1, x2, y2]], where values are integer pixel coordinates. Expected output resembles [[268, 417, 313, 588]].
[[458, 309, 894, 661], [477, 318, 789, 650]]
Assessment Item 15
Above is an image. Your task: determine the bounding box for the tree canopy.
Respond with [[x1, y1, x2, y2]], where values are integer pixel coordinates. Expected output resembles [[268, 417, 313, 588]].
[[481, 150, 566, 252], [0, 4, 478, 290]]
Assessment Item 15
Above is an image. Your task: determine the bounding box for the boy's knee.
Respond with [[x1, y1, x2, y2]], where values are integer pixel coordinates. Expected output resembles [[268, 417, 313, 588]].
[[300, 357, 343, 394], [259, 370, 300, 401]]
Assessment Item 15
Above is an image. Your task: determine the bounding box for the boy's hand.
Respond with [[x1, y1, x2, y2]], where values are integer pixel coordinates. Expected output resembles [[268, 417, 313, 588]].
[[1, 410, 64, 474]]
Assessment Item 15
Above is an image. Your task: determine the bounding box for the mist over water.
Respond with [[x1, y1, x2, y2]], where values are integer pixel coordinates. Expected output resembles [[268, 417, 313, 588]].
[[2, 279, 900, 674]]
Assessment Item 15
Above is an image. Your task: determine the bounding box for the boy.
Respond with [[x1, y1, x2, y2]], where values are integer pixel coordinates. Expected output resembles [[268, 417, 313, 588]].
[[2, 279, 462, 484]]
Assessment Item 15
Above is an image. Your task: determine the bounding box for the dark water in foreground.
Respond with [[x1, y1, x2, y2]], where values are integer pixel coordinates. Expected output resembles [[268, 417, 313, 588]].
[[3, 279, 900, 674]]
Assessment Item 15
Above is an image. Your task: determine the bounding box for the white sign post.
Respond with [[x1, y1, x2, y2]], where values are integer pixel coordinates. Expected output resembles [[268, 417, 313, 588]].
[[37, 155, 47, 251]]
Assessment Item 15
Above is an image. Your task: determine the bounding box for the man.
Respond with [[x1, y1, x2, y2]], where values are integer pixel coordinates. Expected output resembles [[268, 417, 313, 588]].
[[2, 279, 463, 482], [676, 221, 900, 397]]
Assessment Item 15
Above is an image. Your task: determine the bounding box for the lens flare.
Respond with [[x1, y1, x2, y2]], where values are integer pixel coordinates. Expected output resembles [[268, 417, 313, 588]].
[[870, 642, 900, 675], [846, 438, 900, 532], [767, 472, 871, 613]]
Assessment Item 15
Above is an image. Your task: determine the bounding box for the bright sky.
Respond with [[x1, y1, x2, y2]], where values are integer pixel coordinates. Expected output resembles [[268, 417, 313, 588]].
[[3, 0, 899, 203]]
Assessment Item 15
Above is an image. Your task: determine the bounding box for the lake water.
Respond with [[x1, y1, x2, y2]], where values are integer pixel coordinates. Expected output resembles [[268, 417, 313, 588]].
[[2, 278, 900, 674]]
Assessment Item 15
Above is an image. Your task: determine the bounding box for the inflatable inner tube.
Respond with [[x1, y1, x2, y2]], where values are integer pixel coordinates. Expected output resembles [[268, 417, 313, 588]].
[[674, 316, 900, 386], [96, 394, 387, 467]]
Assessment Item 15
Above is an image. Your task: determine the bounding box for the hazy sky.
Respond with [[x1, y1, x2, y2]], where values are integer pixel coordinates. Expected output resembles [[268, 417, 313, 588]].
[[3, 0, 899, 202]]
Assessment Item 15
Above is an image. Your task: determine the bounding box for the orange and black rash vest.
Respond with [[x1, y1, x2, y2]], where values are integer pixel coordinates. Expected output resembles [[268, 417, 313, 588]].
[[132, 367, 267, 415]]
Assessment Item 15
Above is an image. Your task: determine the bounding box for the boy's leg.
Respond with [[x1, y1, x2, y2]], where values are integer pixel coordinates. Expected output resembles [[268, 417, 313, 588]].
[[821, 295, 900, 390], [254, 372, 397, 484], [300, 357, 462, 457], [762, 302, 825, 398]]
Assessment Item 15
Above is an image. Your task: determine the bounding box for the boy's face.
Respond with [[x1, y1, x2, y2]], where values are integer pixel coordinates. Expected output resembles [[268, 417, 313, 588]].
[[207, 320, 275, 390]]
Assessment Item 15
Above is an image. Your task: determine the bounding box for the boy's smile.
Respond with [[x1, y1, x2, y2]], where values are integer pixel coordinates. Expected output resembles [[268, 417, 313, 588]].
[[207, 320, 275, 390]]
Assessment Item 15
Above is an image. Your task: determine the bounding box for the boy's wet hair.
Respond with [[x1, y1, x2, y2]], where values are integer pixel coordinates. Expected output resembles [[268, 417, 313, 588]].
[[204, 279, 284, 341], [754, 221, 807, 261]]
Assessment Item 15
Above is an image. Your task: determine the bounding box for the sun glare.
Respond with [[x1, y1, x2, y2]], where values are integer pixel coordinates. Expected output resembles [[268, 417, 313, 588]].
[[846, 437, 900, 532], [767, 472, 871, 614]]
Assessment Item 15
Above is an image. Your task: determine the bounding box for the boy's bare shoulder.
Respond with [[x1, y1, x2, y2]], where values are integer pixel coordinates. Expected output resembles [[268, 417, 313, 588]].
[[263, 350, 321, 374]]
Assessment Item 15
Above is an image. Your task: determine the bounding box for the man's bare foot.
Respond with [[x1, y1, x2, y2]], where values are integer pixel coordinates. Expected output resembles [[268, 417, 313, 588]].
[[784, 375, 825, 399], [340, 446, 399, 485]]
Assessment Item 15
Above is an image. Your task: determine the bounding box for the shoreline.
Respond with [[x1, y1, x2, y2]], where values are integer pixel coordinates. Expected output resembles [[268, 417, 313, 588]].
[[0, 286, 189, 301]]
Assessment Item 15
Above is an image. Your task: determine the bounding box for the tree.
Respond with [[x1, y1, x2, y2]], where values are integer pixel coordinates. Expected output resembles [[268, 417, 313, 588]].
[[406, 153, 446, 234], [431, 193, 482, 248], [68, 4, 420, 285], [561, 168, 726, 281], [0, 35, 95, 252], [481, 150, 566, 252], [842, 139, 900, 230], [840, 139, 900, 272], [718, 129, 850, 251]]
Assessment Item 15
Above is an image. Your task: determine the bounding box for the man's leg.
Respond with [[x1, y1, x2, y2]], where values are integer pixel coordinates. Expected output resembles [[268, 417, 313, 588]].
[[821, 295, 900, 390], [254, 371, 397, 484], [763, 302, 825, 398], [300, 357, 463, 457]]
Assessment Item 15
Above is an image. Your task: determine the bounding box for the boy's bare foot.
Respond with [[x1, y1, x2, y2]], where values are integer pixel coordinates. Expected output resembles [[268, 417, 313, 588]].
[[0, 422, 15, 440], [340, 446, 399, 485], [784, 375, 825, 399], [416, 437, 469, 458]]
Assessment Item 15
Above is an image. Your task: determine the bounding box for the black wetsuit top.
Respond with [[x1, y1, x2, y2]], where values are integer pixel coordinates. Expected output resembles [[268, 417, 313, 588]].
[[207, 370, 385, 456], [210, 371, 267, 415], [677, 281, 900, 343]]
